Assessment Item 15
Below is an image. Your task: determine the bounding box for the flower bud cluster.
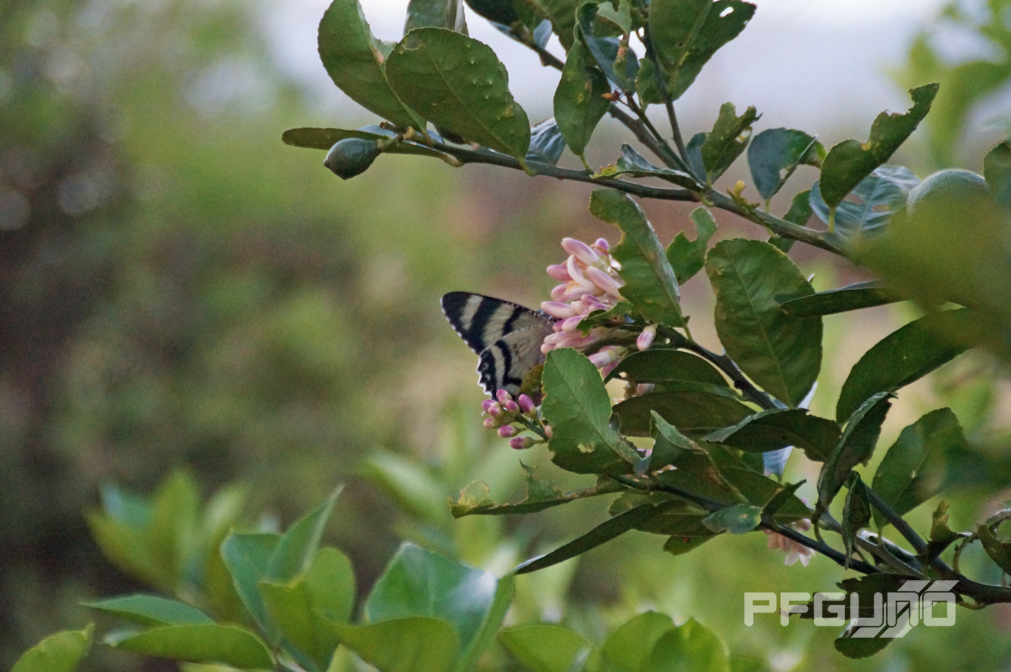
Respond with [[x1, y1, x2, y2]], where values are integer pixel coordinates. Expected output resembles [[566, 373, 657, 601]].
[[763, 517, 814, 567], [541, 237, 628, 370], [481, 389, 550, 450]]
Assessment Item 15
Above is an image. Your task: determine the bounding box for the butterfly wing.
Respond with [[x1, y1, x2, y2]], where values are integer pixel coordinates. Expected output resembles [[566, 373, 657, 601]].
[[441, 292, 555, 395]]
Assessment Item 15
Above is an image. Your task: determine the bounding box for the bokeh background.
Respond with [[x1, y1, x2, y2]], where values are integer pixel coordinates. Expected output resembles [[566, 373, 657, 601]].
[[3, 0, 1011, 669]]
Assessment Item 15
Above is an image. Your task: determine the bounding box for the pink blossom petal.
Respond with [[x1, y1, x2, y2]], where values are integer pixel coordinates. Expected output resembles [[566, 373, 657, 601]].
[[593, 237, 610, 252], [586, 266, 624, 299], [567, 255, 596, 292], [546, 264, 571, 281], [498, 425, 516, 438], [503, 400, 519, 413], [518, 394, 535, 413], [560, 315, 584, 333], [550, 284, 569, 299], [562, 237, 600, 266], [636, 325, 657, 351], [541, 300, 577, 319]]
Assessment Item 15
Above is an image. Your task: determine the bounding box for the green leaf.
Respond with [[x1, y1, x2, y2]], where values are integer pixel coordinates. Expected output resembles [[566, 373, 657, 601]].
[[601, 611, 675, 672], [818, 84, 938, 209], [700, 103, 759, 183], [318, 0, 421, 128], [810, 165, 920, 237], [836, 309, 970, 422], [148, 470, 201, 588], [331, 618, 459, 672], [576, 3, 639, 91], [701, 504, 762, 535], [542, 348, 638, 474], [777, 281, 899, 318], [984, 137, 1011, 203], [747, 128, 823, 201], [841, 473, 871, 565], [818, 392, 892, 508], [703, 408, 840, 462], [366, 543, 502, 661], [450, 468, 623, 517], [552, 32, 611, 161], [648, 0, 755, 101], [705, 239, 822, 406], [648, 410, 698, 471], [405, 0, 467, 34], [260, 547, 355, 670], [220, 532, 282, 642], [85, 512, 165, 591], [647, 618, 730, 672], [498, 625, 591, 672], [871, 408, 966, 528], [834, 631, 893, 660], [613, 389, 751, 436], [977, 524, 1011, 575], [84, 595, 213, 627], [533, 0, 579, 50], [461, 0, 520, 26], [526, 119, 566, 166], [926, 501, 964, 561], [685, 131, 708, 182], [514, 500, 682, 573], [594, 144, 700, 188], [110, 624, 273, 669], [596, 0, 633, 35], [606, 349, 727, 388], [456, 573, 514, 672], [12, 625, 93, 672], [268, 487, 341, 582], [362, 450, 447, 524], [783, 190, 812, 226], [667, 207, 717, 284], [386, 28, 531, 160], [576, 300, 634, 333], [590, 189, 684, 327]]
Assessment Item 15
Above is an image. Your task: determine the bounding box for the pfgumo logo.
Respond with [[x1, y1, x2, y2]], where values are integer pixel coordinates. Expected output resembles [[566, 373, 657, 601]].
[[744, 580, 958, 637]]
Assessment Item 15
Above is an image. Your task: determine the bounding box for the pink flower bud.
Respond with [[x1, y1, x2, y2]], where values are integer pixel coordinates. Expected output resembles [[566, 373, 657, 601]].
[[636, 325, 657, 351], [541, 342, 555, 354], [546, 264, 571, 281], [509, 436, 533, 450], [562, 237, 600, 266], [498, 425, 516, 438], [481, 399, 497, 413], [503, 399, 519, 413], [544, 424, 553, 437], [550, 284, 569, 299], [566, 256, 596, 291], [636, 383, 655, 396], [540, 300, 577, 319], [593, 238, 610, 252], [588, 345, 622, 368], [586, 266, 624, 299], [483, 417, 495, 428], [560, 315, 584, 333], [601, 361, 619, 377], [582, 295, 607, 311], [555, 285, 593, 302], [487, 403, 501, 416], [518, 394, 535, 413], [496, 389, 512, 404]]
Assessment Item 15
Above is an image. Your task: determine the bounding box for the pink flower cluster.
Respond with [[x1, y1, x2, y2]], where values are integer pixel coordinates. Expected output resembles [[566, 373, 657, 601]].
[[540, 237, 632, 374], [482, 389, 550, 450], [764, 518, 814, 567]]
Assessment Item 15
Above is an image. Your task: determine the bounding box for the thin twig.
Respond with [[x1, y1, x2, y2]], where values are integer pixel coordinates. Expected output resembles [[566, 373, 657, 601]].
[[865, 488, 957, 579], [640, 28, 688, 161]]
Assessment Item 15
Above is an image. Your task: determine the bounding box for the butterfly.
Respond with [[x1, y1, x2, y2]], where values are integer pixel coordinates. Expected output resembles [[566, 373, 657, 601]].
[[441, 292, 556, 396]]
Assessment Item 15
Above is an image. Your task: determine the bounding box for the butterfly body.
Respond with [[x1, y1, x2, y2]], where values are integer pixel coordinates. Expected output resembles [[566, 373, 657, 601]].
[[441, 292, 555, 396]]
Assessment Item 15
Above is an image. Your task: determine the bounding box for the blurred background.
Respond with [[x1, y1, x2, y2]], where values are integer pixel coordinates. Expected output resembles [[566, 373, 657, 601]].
[[3, 0, 1011, 669]]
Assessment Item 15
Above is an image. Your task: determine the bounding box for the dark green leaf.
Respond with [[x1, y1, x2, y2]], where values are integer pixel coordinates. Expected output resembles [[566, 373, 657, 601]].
[[514, 500, 681, 574], [366, 543, 502, 659], [649, 0, 755, 101], [818, 84, 938, 209], [705, 239, 822, 406], [648, 410, 699, 471], [686, 131, 707, 183], [111, 624, 273, 669], [701, 103, 759, 183], [12, 625, 93, 672], [526, 118, 566, 166], [595, 144, 700, 188], [590, 189, 684, 327], [542, 348, 638, 473], [462, 0, 519, 25], [747, 128, 823, 201], [977, 524, 1011, 574], [783, 190, 812, 226], [386, 28, 531, 160], [703, 408, 840, 462], [498, 625, 591, 672], [777, 281, 899, 318], [841, 473, 871, 565], [84, 596, 212, 627], [601, 611, 674, 672], [925, 501, 965, 561], [577, 300, 634, 333], [984, 138, 1011, 203], [576, 3, 639, 91], [762, 480, 807, 519], [667, 207, 717, 284], [836, 309, 970, 422], [318, 0, 421, 128], [220, 532, 282, 642], [613, 389, 751, 436], [405, 0, 468, 34], [647, 618, 730, 672], [596, 0, 633, 35], [818, 392, 892, 508], [701, 504, 762, 534], [332, 618, 458, 672], [810, 166, 920, 236], [871, 408, 966, 528], [553, 34, 611, 160], [834, 632, 893, 660], [606, 349, 727, 387], [283, 127, 391, 149], [533, 0, 578, 50]]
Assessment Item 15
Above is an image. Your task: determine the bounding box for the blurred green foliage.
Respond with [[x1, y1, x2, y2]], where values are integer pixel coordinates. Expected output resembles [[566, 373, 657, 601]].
[[4, 0, 1011, 670]]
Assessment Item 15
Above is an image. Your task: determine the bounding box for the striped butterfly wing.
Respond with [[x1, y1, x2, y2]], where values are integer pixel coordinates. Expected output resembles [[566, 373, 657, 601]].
[[441, 292, 555, 395]]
